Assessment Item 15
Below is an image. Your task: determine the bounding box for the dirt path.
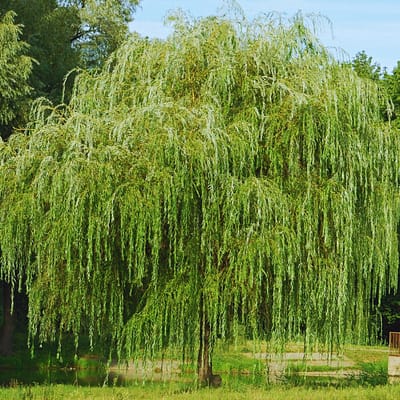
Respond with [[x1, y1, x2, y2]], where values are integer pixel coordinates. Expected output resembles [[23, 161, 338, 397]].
[[108, 360, 182, 382], [108, 352, 362, 382], [245, 352, 359, 379]]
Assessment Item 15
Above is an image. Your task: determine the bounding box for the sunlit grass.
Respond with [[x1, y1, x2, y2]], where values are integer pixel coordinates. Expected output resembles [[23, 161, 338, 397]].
[[2, 384, 400, 400], [344, 345, 388, 364]]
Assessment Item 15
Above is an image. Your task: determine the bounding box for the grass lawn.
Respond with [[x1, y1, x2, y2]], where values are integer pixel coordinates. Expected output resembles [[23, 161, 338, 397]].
[[2, 384, 400, 400]]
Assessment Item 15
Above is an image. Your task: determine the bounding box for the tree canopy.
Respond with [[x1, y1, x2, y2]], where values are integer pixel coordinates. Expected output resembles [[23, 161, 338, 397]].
[[384, 62, 400, 126], [0, 11, 32, 138], [0, 0, 140, 110], [0, 11, 399, 383], [351, 51, 382, 82]]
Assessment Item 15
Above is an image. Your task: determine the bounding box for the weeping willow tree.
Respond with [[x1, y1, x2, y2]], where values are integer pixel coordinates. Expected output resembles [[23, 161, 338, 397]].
[[1, 10, 400, 385]]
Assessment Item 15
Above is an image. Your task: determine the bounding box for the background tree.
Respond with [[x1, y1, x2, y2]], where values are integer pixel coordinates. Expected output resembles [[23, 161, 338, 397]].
[[0, 0, 81, 105], [383, 62, 400, 126], [351, 50, 382, 82], [1, 12, 400, 384], [350, 52, 400, 126], [0, 10, 32, 139], [0, 0, 140, 122], [65, 0, 140, 67]]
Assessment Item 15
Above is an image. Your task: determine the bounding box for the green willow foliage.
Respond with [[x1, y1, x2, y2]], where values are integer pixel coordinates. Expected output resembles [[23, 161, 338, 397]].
[[1, 12, 400, 360]]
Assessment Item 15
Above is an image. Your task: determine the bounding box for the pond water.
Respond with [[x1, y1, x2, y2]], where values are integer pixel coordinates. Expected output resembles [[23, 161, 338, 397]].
[[0, 357, 197, 387], [0, 368, 138, 387]]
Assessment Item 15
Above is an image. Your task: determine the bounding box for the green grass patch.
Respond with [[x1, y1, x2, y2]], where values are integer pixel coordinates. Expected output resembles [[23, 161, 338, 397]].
[[344, 345, 388, 364], [213, 352, 264, 375], [285, 362, 351, 373], [2, 384, 400, 400]]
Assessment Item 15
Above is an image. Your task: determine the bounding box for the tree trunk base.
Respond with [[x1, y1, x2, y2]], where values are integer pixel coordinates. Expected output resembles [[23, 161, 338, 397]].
[[0, 282, 15, 356], [198, 367, 222, 388], [197, 310, 222, 387], [208, 374, 222, 387]]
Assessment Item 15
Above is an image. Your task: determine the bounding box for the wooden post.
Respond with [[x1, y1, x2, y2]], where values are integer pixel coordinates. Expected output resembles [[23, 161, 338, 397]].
[[388, 332, 400, 383]]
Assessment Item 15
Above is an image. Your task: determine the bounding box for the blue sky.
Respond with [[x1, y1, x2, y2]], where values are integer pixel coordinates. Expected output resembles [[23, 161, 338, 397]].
[[130, 0, 400, 72]]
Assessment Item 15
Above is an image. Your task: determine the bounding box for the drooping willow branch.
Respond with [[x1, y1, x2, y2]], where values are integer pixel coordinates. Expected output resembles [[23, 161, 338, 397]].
[[0, 11, 399, 363]]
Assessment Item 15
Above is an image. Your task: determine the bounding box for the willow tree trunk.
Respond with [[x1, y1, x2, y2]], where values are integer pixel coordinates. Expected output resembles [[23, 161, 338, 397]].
[[197, 309, 221, 387], [0, 282, 15, 356]]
